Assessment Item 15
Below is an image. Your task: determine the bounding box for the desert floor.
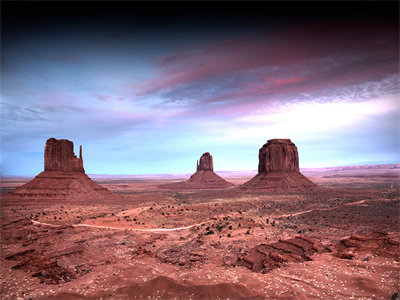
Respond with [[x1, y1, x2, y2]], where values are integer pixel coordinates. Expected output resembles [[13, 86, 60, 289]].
[[1, 166, 399, 299]]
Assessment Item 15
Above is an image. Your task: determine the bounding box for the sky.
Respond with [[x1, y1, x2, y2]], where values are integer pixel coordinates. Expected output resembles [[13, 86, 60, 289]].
[[1, 2, 399, 176]]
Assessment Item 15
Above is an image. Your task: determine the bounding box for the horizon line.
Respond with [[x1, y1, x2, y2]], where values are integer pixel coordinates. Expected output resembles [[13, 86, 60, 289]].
[[1, 162, 399, 178]]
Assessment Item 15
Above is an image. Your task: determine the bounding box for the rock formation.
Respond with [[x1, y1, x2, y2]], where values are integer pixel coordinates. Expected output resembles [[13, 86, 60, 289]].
[[240, 139, 316, 192], [159, 152, 234, 190], [334, 232, 399, 261], [44, 138, 84, 172], [237, 236, 330, 274], [197, 152, 213, 171], [258, 139, 299, 173], [5, 138, 115, 202]]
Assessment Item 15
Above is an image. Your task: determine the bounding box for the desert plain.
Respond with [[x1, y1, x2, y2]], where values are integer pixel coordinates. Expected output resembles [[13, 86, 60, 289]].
[[1, 163, 399, 300]]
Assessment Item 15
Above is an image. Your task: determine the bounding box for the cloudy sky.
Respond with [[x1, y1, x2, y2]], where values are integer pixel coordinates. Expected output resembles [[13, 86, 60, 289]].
[[1, 2, 399, 175]]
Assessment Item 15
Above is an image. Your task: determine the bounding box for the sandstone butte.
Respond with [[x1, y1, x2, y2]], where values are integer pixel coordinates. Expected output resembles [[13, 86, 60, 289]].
[[240, 139, 316, 192], [160, 152, 234, 189], [4, 138, 115, 202]]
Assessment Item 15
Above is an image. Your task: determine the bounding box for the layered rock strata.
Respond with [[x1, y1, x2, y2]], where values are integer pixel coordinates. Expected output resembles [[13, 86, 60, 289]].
[[237, 236, 330, 273]]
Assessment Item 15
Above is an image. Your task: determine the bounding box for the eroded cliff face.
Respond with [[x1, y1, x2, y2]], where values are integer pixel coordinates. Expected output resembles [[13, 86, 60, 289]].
[[258, 139, 299, 173], [241, 138, 316, 192], [44, 138, 84, 173], [5, 138, 115, 201], [197, 152, 214, 172]]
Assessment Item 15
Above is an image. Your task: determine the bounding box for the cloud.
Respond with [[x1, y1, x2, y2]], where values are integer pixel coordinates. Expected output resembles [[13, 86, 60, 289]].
[[132, 20, 398, 120]]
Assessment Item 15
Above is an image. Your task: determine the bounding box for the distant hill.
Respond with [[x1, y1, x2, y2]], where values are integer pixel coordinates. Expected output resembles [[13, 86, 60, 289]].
[[301, 164, 400, 172]]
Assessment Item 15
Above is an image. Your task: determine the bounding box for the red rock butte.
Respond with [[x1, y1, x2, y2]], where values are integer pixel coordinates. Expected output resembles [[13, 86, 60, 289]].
[[4, 138, 115, 202], [197, 152, 213, 171], [44, 138, 84, 172], [241, 139, 316, 192], [160, 152, 234, 189]]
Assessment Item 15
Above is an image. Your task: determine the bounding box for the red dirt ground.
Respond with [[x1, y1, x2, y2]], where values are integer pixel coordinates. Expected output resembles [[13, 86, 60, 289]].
[[1, 165, 399, 299]]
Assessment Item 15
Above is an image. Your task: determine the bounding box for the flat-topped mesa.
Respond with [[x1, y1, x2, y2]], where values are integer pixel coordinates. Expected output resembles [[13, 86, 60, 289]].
[[258, 139, 299, 173], [240, 138, 316, 192], [44, 138, 84, 173], [196, 152, 214, 172]]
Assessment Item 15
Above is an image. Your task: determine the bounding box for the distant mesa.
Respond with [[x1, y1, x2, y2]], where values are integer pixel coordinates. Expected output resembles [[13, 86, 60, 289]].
[[240, 139, 316, 192], [4, 138, 115, 202], [160, 152, 234, 190]]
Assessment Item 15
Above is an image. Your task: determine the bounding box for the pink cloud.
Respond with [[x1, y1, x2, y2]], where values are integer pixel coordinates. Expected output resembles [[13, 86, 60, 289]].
[[131, 19, 398, 122]]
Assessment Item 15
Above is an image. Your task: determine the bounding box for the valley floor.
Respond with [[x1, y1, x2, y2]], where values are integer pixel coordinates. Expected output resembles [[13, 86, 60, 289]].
[[1, 166, 399, 299]]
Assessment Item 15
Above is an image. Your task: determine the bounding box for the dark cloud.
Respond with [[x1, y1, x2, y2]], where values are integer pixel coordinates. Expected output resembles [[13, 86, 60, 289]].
[[133, 19, 398, 120]]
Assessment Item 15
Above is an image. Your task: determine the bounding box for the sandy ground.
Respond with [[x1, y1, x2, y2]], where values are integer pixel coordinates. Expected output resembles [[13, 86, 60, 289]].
[[0, 166, 399, 299]]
